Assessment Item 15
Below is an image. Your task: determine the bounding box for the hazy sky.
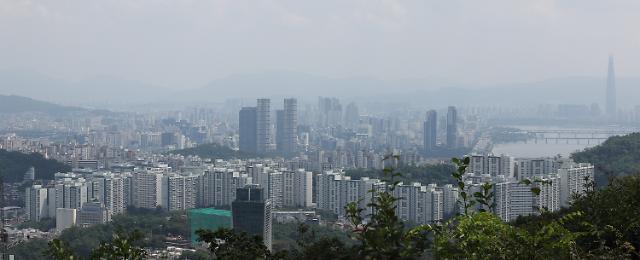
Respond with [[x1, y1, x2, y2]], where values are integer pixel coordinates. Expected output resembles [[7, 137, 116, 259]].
[[1, 0, 639, 89]]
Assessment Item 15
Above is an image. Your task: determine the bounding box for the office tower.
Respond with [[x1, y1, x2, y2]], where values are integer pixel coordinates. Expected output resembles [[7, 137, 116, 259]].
[[276, 110, 284, 153], [77, 200, 111, 228], [318, 97, 342, 127], [232, 186, 273, 250], [423, 110, 437, 154], [239, 107, 258, 153], [132, 171, 163, 209], [606, 55, 616, 118], [344, 102, 360, 129], [446, 106, 458, 148], [25, 185, 49, 221], [276, 98, 298, 157], [256, 99, 271, 153]]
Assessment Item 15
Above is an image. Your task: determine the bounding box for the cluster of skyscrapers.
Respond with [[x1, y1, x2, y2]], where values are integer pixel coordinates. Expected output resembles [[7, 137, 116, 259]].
[[240, 98, 298, 156], [423, 106, 459, 154]]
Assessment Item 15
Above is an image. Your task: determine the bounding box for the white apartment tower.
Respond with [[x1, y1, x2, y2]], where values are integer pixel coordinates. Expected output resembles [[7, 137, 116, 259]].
[[132, 171, 163, 209], [558, 162, 594, 207], [25, 185, 49, 221]]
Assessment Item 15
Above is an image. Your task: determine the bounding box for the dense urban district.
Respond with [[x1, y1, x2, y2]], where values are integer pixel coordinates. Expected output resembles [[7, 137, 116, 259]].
[[0, 58, 639, 259]]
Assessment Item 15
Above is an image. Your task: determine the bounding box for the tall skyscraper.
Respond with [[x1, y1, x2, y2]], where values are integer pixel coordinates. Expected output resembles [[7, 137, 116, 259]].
[[239, 107, 257, 153], [606, 55, 616, 118], [446, 106, 458, 149], [276, 98, 297, 157], [344, 102, 360, 129], [423, 110, 437, 154], [317, 97, 342, 127], [256, 99, 271, 153], [232, 185, 272, 250]]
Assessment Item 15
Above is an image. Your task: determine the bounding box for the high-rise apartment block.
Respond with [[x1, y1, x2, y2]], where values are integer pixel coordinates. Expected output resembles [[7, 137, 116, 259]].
[[25, 185, 49, 221], [316, 170, 385, 216], [132, 171, 163, 209], [394, 183, 444, 224], [467, 154, 515, 178], [558, 161, 594, 207]]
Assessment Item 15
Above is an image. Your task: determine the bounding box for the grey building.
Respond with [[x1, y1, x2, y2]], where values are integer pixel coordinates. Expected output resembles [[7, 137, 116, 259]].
[[77, 199, 110, 228], [606, 55, 616, 118], [256, 99, 271, 154], [423, 110, 437, 153], [239, 107, 257, 154], [446, 106, 458, 149], [276, 98, 297, 157]]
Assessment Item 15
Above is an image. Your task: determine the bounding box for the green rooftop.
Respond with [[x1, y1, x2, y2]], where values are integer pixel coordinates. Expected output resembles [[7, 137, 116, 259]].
[[188, 208, 232, 244], [188, 207, 232, 217]]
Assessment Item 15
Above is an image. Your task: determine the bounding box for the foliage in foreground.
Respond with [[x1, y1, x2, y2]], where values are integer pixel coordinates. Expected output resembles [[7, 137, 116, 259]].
[[39, 155, 640, 259], [197, 156, 639, 259], [345, 163, 456, 186], [46, 230, 147, 260]]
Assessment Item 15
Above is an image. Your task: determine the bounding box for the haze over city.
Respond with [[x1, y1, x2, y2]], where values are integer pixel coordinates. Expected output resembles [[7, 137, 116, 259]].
[[1, 1, 640, 259], [2, 1, 640, 105]]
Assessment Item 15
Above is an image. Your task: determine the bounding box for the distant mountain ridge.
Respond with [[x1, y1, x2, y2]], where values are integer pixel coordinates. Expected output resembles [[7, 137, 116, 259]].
[[0, 69, 168, 106], [185, 72, 640, 108], [2, 69, 640, 108], [0, 94, 84, 114]]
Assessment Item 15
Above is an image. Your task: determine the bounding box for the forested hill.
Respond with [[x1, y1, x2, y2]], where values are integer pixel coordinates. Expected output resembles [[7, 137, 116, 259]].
[[572, 132, 640, 185], [0, 149, 71, 182], [0, 95, 84, 114]]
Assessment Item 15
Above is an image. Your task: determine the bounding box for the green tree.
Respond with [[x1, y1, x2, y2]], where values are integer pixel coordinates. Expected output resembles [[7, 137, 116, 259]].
[[196, 228, 271, 259], [45, 239, 76, 260], [89, 230, 147, 260], [344, 155, 431, 259]]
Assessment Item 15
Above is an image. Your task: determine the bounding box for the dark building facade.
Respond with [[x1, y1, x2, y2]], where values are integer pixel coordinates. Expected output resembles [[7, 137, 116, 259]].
[[446, 106, 458, 149], [276, 98, 297, 157], [424, 109, 437, 154], [239, 107, 257, 153], [232, 186, 272, 250]]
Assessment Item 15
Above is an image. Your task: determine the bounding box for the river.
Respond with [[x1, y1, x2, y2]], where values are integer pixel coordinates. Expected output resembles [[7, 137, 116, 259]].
[[489, 125, 630, 158]]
